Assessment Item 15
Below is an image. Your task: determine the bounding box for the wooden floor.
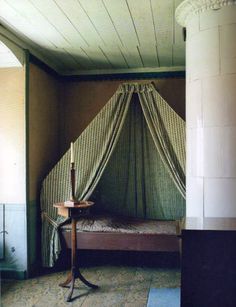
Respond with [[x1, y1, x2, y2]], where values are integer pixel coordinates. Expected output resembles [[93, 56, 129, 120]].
[[1, 265, 180, 306]]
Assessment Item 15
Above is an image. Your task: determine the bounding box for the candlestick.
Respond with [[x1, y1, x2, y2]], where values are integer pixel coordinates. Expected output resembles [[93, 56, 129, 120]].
[[70, 162, 76, 202], [64, 144, 80, 206], [66, 159, 79, 205], [70, 142, 74, 164]]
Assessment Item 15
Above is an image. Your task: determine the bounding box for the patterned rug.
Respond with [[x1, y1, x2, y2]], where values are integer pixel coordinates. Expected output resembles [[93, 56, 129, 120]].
[[1, 267, 181, 306], [147, 288, 180, 307]]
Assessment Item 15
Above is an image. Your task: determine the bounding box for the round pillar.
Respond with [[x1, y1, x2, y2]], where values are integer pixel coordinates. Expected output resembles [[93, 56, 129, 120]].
[[176, 1, 236, 218]]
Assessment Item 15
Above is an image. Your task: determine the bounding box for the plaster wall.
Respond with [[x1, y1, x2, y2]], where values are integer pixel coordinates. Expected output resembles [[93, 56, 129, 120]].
[[0, 67, 26, 204], [28, 63, 60, 270], [60, 78, 185, 154], [28, 63, 60, 202], [0, 67, 27, 273]]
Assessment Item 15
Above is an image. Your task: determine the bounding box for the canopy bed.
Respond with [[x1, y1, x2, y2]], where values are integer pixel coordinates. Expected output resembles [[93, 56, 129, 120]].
[[40, 83, 185, 267]]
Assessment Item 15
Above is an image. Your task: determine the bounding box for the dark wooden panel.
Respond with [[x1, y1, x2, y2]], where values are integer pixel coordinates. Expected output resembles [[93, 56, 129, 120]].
[[61, 231, 180, 252], [181, 230, 236, 307]]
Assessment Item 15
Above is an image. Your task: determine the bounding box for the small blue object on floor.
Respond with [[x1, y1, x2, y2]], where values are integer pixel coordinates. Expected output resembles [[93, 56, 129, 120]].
[[147, 288, 180, 307]]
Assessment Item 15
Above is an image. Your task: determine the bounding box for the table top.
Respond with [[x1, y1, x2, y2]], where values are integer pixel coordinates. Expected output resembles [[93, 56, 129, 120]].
[[179, 217, 236, 231], [54, 200, 94, 209]]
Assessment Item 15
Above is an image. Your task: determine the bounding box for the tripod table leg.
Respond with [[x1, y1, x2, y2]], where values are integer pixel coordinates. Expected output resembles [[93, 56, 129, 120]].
[[76, 268, 98, 289], [66, 273, 75, 302], [59, 272, 72, 287], [62, 215, 99, 301]]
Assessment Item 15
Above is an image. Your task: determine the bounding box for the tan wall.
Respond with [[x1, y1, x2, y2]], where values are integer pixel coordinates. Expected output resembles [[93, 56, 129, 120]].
[[60, 78, 185, 153], [29, 63, 60, 201], [0, 67, 25, 204]]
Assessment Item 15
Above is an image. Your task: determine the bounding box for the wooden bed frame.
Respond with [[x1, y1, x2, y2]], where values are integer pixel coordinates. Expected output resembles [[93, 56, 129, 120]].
[[56, 203, 182, 254], [56, 163, 182, 254], [60, 226, 181, 252]]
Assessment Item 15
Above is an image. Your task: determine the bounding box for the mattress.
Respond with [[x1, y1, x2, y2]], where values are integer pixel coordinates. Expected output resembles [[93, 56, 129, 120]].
[[61, 214, 177, 235]]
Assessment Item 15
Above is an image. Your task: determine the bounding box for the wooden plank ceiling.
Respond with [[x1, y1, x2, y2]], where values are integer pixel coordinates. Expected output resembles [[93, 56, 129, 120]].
[[0, 0, 185, 75]]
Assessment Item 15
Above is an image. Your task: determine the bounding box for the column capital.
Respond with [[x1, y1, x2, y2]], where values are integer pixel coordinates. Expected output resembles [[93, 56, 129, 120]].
[[176, 0, 236, 26]]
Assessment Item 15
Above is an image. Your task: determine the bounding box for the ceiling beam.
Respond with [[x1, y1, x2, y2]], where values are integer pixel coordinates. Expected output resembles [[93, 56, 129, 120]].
[[62, 65, 185, 76]]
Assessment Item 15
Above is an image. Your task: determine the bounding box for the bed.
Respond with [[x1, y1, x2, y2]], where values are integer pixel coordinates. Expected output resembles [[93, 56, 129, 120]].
[[59, 214, 181, 252], [41, 83, 185, 267]]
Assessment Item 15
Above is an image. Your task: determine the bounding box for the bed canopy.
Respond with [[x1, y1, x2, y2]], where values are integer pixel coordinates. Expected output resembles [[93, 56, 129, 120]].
[[40, 83, 186, 267]]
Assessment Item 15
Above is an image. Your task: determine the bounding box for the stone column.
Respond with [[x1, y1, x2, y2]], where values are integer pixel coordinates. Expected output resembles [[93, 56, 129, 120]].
[[176, 0, 236, 218]]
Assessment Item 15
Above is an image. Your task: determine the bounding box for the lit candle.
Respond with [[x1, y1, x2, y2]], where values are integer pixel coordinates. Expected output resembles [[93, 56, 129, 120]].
[[70, 142, 74, 164]]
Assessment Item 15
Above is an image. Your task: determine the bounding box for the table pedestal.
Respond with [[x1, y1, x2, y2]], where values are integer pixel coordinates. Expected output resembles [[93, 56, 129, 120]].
[[54, 202, 98, 302]]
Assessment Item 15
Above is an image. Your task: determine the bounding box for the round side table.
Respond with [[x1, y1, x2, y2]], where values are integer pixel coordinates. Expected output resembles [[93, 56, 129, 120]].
[[54, 201, 98, 302]]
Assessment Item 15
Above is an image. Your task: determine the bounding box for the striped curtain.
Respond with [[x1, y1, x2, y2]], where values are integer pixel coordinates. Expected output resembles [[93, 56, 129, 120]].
[[138, 84, 185, 197], [95, 91, 185, 220], [40, 83, 185, 267]]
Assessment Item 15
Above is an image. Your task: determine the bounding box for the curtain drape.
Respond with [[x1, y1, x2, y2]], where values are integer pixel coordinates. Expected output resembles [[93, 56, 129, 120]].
[[95, 93, 185, 220], [40, 83, 185, 267], [138, 84, 185, 197], [41, 86, 133, 267]]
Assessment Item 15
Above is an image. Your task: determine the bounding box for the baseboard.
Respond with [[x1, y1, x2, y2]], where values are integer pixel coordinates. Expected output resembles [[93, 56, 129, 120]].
[[0, 269, 27, 280]]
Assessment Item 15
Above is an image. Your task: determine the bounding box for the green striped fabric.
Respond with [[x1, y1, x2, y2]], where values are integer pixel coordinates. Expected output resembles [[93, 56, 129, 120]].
[[95, 93, 185, 220], [40, 83, 185, 267]]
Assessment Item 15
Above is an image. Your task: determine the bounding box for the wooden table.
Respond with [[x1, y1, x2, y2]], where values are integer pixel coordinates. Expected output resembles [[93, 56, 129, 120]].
[[54, 201, 98, 302], [180, 217, 236, 307]]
